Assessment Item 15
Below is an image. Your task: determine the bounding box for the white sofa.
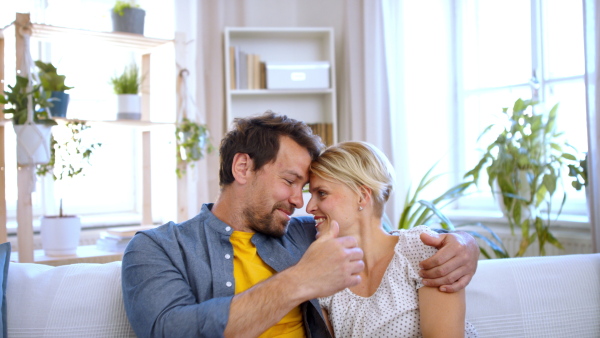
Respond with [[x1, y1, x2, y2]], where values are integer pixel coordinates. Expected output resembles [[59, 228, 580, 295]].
[[6, 253, 600, 337]]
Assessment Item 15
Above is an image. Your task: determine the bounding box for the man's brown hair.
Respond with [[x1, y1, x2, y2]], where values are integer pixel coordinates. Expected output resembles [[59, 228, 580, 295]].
[[219, 111, 324, 187]]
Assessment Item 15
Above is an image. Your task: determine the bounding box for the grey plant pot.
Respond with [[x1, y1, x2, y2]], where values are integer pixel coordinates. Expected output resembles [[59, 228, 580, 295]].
[[111, 7, 145, 35]]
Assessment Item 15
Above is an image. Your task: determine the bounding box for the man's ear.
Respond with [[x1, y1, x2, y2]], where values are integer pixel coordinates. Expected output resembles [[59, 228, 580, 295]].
[[232, 153, 254, 184]]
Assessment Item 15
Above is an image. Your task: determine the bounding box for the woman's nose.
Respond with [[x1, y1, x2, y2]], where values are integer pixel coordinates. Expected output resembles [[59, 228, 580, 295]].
[[306, 196, 317, 214]]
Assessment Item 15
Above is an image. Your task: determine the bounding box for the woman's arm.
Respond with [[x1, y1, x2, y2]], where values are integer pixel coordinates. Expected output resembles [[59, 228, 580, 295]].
[[418, 286, 466, 338]]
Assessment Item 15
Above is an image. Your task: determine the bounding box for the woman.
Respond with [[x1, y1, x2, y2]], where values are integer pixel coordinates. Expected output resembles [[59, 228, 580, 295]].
[[307, 141, 478, 337]]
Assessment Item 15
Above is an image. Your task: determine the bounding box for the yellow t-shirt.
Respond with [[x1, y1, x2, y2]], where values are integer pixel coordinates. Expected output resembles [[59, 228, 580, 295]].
[[230, 231, 306, 338]]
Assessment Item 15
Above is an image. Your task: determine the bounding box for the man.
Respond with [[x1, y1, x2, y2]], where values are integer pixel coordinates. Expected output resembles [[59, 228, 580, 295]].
[[122, 112, 479, 337]]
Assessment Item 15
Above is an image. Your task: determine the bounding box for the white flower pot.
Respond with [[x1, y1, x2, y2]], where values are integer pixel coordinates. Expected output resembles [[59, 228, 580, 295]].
[[40, 216, 82, 256], [117, 94, 141, 120], [14, 124, 53, 165]]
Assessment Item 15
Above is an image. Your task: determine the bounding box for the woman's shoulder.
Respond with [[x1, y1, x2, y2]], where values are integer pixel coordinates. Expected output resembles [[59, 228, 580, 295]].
[[389, 225, 437, 239], [389, 225, 438, 259]]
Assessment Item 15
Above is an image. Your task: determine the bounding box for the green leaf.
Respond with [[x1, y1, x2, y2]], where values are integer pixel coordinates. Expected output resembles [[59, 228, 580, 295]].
[[417, 200, 455, 231], [542, 174, 556, 195]]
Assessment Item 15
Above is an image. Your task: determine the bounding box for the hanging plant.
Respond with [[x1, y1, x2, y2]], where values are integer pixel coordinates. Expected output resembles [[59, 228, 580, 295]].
[[37, 120, 102, 180], [175, 117, 213, 178], [1, 75, 57, 126]]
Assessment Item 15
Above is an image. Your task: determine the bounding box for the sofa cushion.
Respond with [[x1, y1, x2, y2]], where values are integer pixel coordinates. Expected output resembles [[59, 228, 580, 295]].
[[466, 253, 600, 337], [0, 242, 10, 338], [7, 261, 135, 337]]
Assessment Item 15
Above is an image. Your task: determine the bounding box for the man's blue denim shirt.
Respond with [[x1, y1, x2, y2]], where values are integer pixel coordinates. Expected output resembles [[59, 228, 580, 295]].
[[122, 203, 331, 337]]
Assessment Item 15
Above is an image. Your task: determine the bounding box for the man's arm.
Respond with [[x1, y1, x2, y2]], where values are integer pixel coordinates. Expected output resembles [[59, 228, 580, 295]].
[[122, 233, 233, 337], [418, 231, 479, 292], [122, 221, 363, 338], [224, 221, 363, 337]]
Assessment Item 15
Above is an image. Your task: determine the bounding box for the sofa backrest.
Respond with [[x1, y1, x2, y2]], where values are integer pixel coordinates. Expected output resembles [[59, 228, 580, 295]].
[[466, 253, 600, 337], [7, 261, 135, 338]]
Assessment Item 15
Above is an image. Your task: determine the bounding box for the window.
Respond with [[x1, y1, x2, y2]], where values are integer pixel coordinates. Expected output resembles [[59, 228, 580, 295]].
[[2, 0, 177, 231], [454, 0, 588, 219]]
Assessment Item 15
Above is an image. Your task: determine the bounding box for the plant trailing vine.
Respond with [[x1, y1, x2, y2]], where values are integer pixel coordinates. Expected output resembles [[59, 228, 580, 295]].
[[37, 120, 102, 180], [175, 117, 213, 178]]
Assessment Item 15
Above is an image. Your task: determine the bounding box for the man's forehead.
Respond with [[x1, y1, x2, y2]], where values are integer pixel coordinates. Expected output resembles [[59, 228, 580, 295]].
[[274, 137, 312, 178]]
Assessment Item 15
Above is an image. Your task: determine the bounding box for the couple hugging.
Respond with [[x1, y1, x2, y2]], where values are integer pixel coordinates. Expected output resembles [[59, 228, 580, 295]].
[[122, 111, 479, 337]]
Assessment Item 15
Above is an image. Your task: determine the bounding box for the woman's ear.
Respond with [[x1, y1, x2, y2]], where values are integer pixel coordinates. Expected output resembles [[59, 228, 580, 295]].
[[358, 185, 373, 207], [231, 153, 253, 184]]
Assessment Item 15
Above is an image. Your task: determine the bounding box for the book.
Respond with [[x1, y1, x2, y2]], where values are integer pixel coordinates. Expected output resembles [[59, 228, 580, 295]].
[[106, 225, 157, 237], [229, 46, 236, 89], [96, 231, 132, 252], [239, 51, 247, 90]]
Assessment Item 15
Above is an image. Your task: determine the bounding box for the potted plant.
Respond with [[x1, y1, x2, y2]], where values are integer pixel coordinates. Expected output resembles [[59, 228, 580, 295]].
[[36, 120, 102, 256], [175, 117, 213, 178], [397, 161, 509, 259], [0, 75, 57, 165], [464, 98, 579, 256], [110, 62, 141, 120], [35, 60, 74, 118], [111, 1, 145, 35]]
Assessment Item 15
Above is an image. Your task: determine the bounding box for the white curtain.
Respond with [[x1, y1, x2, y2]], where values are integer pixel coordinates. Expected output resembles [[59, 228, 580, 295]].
[[584, 0, 600, 253], [338, 1, 400, 224]]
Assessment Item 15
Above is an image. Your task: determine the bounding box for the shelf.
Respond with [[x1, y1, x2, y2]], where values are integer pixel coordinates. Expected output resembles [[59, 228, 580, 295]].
[[231, 88, 334, 95], [52, 117, 175, 127], [224, 27, 337, 142], [30, 23, 173, 51]]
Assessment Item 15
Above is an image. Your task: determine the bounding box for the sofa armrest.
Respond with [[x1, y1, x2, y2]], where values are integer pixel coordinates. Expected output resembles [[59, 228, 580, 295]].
[[7, 261, 135, 337], [466, 254, 600, 337]]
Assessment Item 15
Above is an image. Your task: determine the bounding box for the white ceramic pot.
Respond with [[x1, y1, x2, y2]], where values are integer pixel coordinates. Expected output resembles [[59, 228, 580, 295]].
[[117, 94, 141, 120], [40, 216, 82, 256], [14, 124, 53, 165]]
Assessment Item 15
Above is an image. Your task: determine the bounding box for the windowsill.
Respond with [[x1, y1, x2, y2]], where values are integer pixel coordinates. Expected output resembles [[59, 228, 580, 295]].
[[444, 208, 591, 234], [6, 212, 161, 236]]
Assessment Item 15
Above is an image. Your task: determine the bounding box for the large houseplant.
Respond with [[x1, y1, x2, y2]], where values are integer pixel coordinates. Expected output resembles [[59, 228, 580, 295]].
[[0, 75, 57, 165], [464, 98, 578, 256], [397, 162, 509, 259], [35, 61, 73, 118], [110, 62, 141, 120], [36, 120, 102, 256]]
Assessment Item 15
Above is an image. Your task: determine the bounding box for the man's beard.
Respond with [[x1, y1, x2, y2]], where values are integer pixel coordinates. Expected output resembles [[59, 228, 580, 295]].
[[242, 200, 293, 238]]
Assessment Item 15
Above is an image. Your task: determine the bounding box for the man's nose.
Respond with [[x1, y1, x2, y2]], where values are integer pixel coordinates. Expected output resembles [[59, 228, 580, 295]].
[[290, 186, 304, 209]]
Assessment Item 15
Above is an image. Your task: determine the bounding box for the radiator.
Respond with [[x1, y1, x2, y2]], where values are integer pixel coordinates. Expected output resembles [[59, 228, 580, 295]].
[[467, 226, 593, 258]]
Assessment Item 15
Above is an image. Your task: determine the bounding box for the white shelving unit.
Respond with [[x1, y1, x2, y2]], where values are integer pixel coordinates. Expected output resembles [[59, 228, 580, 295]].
[[224, 27, 337, 144], [0, 13, 179, 263]]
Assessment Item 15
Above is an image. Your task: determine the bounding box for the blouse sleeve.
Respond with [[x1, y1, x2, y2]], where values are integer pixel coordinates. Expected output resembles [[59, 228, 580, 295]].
[[318, 295, 332, 312], [394, 225, 439, 289]]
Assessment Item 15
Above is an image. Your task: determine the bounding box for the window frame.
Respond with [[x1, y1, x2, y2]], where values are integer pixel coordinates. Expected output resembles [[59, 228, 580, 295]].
[[451, 0, 589, 228]]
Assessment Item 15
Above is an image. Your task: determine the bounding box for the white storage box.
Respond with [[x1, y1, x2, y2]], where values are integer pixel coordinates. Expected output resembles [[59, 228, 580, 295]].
[[266, 61, 330, 89]]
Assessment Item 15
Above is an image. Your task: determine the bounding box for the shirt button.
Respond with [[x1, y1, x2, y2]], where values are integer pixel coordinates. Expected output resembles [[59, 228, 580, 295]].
[[225, 226, 231, 231], [226, 281, 232, 287], [225, 254, 231, 259]]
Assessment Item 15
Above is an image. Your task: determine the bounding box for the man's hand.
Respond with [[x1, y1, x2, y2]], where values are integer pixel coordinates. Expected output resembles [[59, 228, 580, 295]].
[[291, 220, 364, 299], [418, 231, 479, 293]]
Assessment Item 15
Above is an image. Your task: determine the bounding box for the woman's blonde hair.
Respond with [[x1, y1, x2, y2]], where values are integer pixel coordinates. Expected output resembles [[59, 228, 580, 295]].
[[310, 141, 395, 218]]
